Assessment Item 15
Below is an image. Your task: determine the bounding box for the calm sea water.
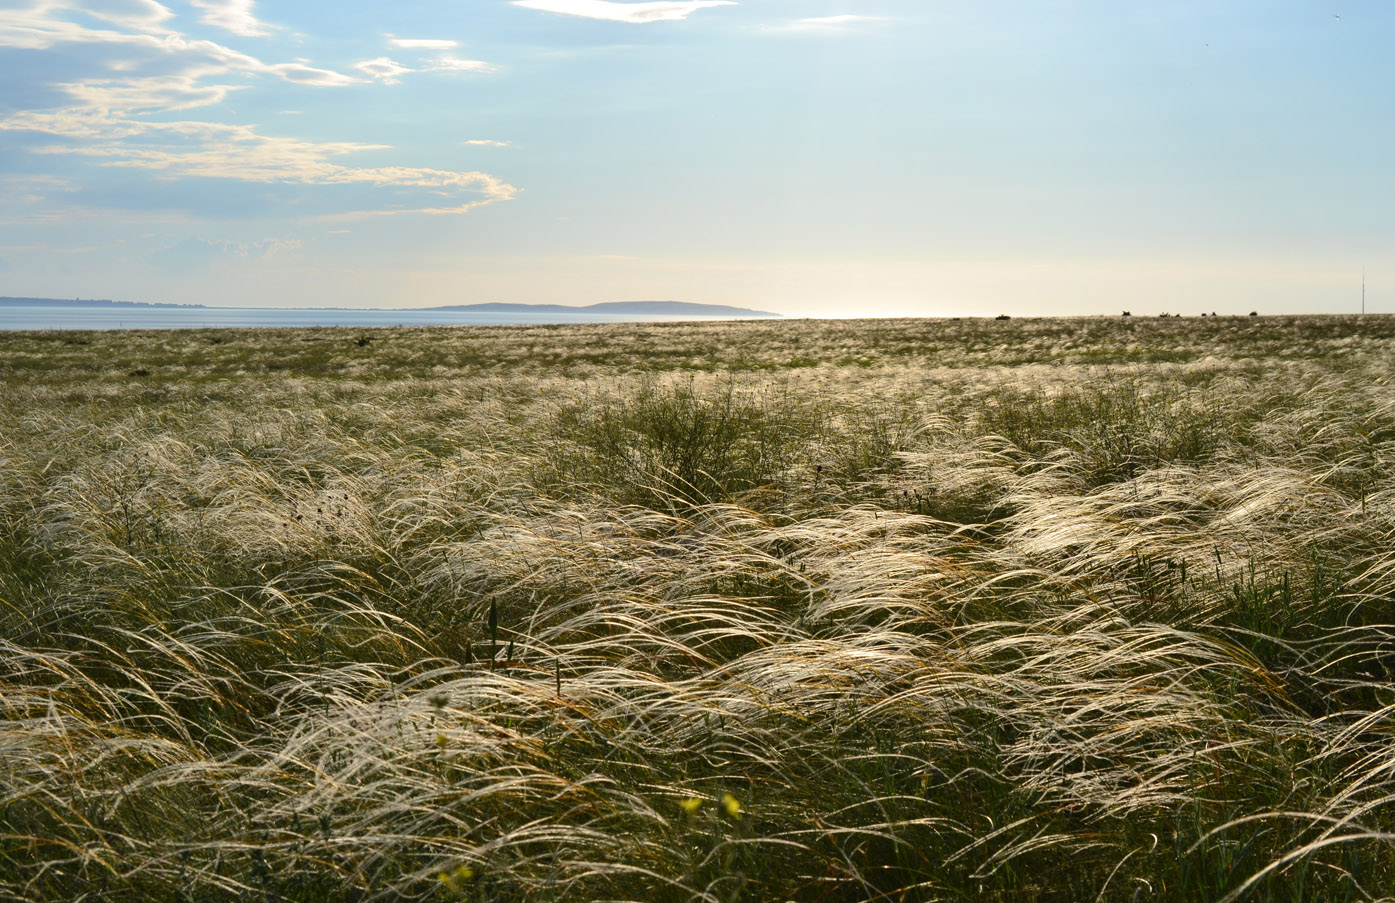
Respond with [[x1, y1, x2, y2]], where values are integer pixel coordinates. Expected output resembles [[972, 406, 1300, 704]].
[[0, 305, 749, 331]]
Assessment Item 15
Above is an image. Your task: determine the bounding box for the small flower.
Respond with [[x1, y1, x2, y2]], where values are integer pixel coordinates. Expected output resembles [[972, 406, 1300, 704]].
[[721, 792, 742, 817], [436, 863, 474, 893], [435, 733, 448, 749], [680, 796, 703, 814]]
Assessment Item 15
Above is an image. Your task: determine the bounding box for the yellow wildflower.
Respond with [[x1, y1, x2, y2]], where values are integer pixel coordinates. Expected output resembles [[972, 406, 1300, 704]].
[[436, 863, 474, 893]]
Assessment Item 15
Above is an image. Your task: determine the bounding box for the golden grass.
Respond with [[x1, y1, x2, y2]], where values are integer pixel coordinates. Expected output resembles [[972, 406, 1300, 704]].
[[2, 314, 1395, 900]]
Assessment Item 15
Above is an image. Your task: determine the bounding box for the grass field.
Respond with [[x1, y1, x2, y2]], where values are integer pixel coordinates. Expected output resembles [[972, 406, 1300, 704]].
[[3, 314, 1395, 901]]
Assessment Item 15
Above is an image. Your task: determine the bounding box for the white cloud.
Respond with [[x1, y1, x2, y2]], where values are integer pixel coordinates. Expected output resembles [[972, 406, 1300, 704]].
[[353, 56, 413, 83], [262, 61, 357, 87], [0, 3, 174, 50], [58, 72, 245, 114], [189, 0, 271, 37], [511, 0, 736, 24], [800, 15, 869, 26], [9, 113, 517, 216], [464, 139, 511, 147], [81, 0, 177, 32], [0, 6, 355, 86], [767, 14, 882, 33], [0, 1, 516, 220], [388, 37, 458, 50], [427, 55, 495, 73]]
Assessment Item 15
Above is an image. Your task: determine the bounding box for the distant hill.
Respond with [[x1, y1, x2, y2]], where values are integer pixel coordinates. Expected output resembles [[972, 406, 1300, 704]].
[[424, 301, 782, 318]]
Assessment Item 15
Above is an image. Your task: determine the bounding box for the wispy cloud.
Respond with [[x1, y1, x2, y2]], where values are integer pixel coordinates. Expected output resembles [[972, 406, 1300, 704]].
[[0, 5, 354, 86], [801, 15, 872, 27], [427, 55, 495, 73], [56, 72, 244, 116], [375, 37, 495, 75], [353, 54, 494, 82], [0, 174, 79, 221], [0, 1, 176, 50], [189, 0, 272, 38], [511, 0, 736, 24], [766, 14, 882, 33], [262, 62, 358, 86], [72, 0, 177, 33], [147, 235, 301, 273], [387, 37, 459, 50], [0, 3, 515, 220], [18, 116, 515, 211], [353, 56, 412, 83], [464, 139, 512, 147], [0, 240, 115, 255]]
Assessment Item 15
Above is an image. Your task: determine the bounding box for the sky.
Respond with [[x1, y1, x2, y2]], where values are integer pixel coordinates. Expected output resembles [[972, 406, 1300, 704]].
[[0, 0, 1391, 317]]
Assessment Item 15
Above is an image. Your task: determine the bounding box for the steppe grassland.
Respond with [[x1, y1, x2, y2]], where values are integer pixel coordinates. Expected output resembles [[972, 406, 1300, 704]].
[[2, 315, 1395, 901]]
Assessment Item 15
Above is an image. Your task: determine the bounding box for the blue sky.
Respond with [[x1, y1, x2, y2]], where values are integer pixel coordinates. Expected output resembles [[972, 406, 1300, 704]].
[[0, 0, 1390, 316]]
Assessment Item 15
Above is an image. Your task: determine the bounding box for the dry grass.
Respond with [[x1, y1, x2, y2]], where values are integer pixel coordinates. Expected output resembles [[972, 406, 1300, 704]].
[[2, 314, 1395, 901]]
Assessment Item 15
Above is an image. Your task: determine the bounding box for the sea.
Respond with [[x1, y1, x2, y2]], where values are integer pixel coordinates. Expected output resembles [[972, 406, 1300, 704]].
[[0, 304, 750, 332]]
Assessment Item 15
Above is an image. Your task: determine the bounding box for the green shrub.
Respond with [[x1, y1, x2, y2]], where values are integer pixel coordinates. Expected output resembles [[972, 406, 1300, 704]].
[[547, 378, 818, 506], [980, 376, 1230, 485]]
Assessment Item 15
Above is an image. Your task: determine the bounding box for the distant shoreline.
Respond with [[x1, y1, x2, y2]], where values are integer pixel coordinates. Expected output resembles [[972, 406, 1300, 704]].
[[0, 297, 209, 310], [0, 297, 782, 319], [0, 299, 783, 332]]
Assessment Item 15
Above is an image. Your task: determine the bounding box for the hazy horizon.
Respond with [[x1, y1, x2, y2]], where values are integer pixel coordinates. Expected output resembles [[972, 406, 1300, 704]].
[[2, 1, 1391, 318]]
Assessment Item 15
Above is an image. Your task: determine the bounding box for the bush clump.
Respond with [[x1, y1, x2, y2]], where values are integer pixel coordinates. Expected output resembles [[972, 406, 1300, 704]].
[[548, 378, 819, 506]]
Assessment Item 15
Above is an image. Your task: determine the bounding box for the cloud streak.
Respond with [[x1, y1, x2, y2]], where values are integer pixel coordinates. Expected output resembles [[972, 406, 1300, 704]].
[[511, 0, 736, 24], [388, 37, 458, 50], [13, 115, 515, 213], [428, 55, 495, 72], [765, 14, 883, 33], [352, 54, 495, 82], [353, 56, 412, 83], [189, 0, 272, 38], [70, 0, 176, 33], [0, 5, 354, 86]]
